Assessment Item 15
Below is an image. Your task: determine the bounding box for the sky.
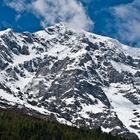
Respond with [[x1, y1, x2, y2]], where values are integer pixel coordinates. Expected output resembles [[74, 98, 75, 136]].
[[0, 0, 139, 47]]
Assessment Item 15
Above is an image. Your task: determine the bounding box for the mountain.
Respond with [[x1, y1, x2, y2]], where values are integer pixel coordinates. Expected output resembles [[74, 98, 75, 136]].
[[0, 23, 140, 139]]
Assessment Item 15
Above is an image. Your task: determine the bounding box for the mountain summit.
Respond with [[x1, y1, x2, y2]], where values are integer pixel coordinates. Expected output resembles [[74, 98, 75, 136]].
[[0, 23, 140, 139]]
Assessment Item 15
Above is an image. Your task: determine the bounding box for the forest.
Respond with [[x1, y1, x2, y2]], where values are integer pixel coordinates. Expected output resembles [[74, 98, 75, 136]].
[[0, 108, 137, 140]]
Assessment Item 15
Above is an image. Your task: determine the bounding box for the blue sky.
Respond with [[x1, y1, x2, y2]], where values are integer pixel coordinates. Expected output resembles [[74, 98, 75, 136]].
[[0, 0, 140, 47]]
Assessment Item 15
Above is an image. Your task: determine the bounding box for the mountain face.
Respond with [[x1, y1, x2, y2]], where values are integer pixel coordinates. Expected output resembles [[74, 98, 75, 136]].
[[0, 23, 140, 139]]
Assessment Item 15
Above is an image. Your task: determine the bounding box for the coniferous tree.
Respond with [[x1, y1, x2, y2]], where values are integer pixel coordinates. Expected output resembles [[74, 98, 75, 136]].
[[0, 109, 138, 140]]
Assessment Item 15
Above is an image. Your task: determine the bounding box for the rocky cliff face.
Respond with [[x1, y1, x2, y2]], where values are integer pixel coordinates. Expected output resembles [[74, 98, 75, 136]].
[[0, 23, 140, 139]]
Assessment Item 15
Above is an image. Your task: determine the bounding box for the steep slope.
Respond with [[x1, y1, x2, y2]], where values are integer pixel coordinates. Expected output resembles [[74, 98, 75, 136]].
[[0, 23, 140, 139]]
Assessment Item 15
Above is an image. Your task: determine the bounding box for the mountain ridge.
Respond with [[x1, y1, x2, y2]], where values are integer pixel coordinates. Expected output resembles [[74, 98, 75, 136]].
[[0, 23, 140, 139]]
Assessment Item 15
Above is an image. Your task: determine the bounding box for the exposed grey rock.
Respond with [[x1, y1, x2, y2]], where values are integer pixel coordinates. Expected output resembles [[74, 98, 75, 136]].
[[0, 23, 140, 139]]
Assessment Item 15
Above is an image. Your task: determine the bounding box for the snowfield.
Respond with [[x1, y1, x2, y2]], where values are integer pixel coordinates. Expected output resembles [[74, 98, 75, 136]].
[[0, 23, 140, 139]]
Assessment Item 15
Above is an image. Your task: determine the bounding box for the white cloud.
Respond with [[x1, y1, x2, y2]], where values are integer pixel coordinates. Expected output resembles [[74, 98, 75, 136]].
[[4, 0, 93, 31], [4, 0, 29, 12], [111, 0, 140, 47]]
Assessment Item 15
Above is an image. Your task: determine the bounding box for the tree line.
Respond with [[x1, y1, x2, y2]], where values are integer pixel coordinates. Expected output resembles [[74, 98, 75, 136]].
[[0, 109, 137, 140]]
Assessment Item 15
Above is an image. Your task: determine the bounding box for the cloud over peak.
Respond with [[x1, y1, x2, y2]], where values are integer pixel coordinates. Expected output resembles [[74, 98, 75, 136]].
[[4, 0, 93, 31]]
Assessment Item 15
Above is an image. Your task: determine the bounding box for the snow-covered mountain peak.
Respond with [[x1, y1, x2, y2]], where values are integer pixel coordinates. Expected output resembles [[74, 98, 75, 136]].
[[0, 23, 140, 139]]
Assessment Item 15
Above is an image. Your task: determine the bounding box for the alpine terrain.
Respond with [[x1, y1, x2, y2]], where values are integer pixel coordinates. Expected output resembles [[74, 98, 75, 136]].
[[0, 23, 140, 139]]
